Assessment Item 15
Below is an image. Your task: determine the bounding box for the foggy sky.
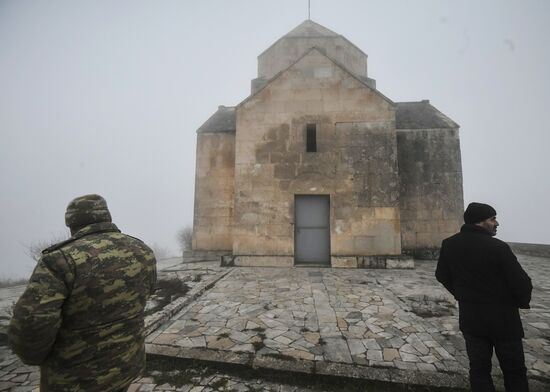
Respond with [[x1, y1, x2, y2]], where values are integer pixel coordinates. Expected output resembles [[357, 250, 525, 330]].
[[1, 0, 549, 279]]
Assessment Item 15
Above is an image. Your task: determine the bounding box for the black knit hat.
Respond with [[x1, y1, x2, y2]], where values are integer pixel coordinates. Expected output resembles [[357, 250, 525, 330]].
[[65, 194, 112, 230], [464, 202, 497, 224]]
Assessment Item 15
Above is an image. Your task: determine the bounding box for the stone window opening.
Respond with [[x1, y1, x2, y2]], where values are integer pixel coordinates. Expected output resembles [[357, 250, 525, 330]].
[[306, 124, 317, 152]]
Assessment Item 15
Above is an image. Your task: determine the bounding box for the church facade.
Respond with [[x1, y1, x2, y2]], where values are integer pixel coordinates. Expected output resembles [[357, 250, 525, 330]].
[[192, 20, 463, 268]]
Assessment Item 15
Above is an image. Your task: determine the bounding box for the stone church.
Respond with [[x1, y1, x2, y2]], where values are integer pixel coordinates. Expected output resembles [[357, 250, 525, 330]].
[[192, 20, 463, 268]]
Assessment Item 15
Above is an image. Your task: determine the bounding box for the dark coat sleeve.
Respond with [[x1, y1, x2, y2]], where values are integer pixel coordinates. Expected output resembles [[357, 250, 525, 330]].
[[8, 250, 73, 365], [435, 239, 455, 296], [498, 243, 532, 308]]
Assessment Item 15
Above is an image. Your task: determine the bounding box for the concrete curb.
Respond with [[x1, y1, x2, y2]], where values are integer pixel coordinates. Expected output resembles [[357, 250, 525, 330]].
[[509, 242, 550, 258], [144, 268, 234, 336], [146, 344, 470, 390], [146, 345, 550, 391]]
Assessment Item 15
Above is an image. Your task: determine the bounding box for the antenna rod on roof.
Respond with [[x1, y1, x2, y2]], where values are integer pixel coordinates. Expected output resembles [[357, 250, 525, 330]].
[[308, 0, 311, 20]]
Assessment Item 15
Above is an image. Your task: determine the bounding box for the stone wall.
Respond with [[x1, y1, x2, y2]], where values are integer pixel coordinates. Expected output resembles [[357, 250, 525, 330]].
[[192, 133, 235, 251], [234, 49, 401, 262], [509, 242, 550, 258], [397, 128, 463, 256], [258, 36, 368, 81]]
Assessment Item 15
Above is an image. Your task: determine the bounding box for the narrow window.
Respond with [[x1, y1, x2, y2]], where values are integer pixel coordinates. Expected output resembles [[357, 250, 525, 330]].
[[306, 124, 317, 152]]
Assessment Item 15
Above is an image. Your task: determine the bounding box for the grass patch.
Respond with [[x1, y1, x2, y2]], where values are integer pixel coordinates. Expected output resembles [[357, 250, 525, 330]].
[[145, 279, 189, 317], [262, 352, 297, 362], [156, 278, 189, 293], [251, 332, 267, 352], [146, 356, 217, 387], [408, 295, 456, 319], [192, 274, 202, 282], [252, 340, 265, 352], [210, 378, 229, 390], [0, 278, 27, 288]]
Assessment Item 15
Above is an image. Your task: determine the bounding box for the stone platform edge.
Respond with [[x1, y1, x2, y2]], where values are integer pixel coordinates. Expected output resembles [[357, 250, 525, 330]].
[[221, 255, 414, 269], [508, 242, 550, 258], [146, 345, 550, 391], [144, 268, 234, 336], [145, 344, 468, 390]]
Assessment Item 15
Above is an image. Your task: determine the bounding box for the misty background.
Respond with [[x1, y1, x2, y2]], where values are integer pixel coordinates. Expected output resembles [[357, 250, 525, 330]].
[[1, 0, 549, 279]]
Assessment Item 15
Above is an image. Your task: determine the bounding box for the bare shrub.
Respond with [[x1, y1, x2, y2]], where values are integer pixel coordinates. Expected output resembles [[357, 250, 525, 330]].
[[23, 232, 69, 262], [150, 243, 171, 261], [176, 226, 193, 253]]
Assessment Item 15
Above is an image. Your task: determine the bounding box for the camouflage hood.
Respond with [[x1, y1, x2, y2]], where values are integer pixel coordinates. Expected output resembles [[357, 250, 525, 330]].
[[65, 194, 112, 231]]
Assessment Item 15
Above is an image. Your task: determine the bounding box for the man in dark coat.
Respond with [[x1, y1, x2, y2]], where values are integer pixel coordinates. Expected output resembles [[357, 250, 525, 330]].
[[8, 194, 157, 392], [436, 202, 532, 391]]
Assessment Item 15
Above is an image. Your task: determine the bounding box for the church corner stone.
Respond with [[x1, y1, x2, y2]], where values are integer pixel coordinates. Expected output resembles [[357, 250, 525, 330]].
[[192, 20, 463, 268]]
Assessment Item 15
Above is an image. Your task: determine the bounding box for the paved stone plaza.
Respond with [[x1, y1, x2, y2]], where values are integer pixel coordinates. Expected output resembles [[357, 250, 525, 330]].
[[1, 255, 549, 391]]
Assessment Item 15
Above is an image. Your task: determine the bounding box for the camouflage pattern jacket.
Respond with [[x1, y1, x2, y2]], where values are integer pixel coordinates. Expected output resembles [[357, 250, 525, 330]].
[[8, 222, 157, 392]]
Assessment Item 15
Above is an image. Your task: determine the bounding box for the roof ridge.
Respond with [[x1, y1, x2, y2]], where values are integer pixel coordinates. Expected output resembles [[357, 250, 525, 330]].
[[239, 47, 391, 109], [396, 100, 430, 104], [258, 20, 367, 60], [285, 19, 340, 37]]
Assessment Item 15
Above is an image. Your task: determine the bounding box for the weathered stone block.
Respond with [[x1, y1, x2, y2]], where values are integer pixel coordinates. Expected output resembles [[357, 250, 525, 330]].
[[233, 256, 294, 267], [386, 257, 415, 269], [331, 257, 358, 268], [361, 257, 386, 269], [375, 207, 399, 220]]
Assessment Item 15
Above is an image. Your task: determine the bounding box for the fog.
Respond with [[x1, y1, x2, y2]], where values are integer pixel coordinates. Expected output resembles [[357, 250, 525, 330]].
[[1, 0, 549, 279]]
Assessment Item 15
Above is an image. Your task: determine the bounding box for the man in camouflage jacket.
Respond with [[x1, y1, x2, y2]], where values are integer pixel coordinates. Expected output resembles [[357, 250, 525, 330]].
[[8, 194, 157, 392]]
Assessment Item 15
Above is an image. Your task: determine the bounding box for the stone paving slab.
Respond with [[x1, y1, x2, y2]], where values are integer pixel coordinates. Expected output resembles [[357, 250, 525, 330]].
[[146, 256, 550, 391], [0, 260, 229, 392], [1, 255, 549, 391], [146, 264, 232, 335]]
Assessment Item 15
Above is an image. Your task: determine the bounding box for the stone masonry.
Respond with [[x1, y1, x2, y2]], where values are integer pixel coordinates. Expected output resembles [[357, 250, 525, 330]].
[[192, 20, 463, 266]]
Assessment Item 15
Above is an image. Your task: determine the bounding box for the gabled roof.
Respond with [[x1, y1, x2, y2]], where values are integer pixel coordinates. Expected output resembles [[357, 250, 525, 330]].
[[259, 20, 367, 59], [238, 47, 392, 109], [285, 19, 339, 37], [395, 101, 459, 129], [197, 106, 236, 134]]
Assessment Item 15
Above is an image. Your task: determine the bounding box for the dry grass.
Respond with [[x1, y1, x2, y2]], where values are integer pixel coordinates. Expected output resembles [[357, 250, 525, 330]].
[[0, 278, 27, 288]]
